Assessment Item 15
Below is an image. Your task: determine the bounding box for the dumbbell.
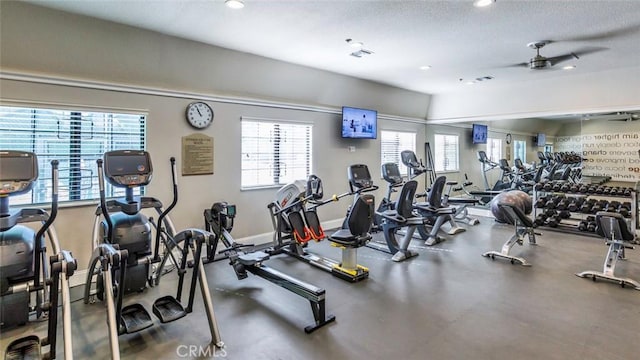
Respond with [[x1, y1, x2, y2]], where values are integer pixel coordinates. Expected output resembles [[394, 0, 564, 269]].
[[560, 183, 570, 192], [534, 182, 544, 191], [591, 200, 609, 213], [534, 214, 547, 226], [587, 186, 597, 194], [544, 209, 558, 218], [556, 197, 571, 210], [595, 186, 605, 194], [535, 195, 548, 208], [558, 210, 571, 219], [586, 216, 597, 232], [580, 199, 595, 213], [552, 182, 562, 192], [623, 187, 632, 196], [618, 202, 632, 217], [578, 219, 588, 231], [570, 184, 580, 193], [578, 185, 589, 193], [543, 182, 554, 191], [568, 197, 584, 212], [546, 215, 560, 228], [545, 196, 561, 209], [603, 186, 612, 195], [606, 200, 620, 213]]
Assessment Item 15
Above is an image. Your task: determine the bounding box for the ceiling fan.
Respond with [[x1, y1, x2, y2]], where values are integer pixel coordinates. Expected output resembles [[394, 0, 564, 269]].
[[510, 41, 605, 70]]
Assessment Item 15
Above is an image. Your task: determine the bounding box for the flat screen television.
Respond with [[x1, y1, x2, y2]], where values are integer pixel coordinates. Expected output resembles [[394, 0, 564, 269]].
[[341, 106, 377, 139], [536, 133, 546, 147], [472, 124, 488, 144]]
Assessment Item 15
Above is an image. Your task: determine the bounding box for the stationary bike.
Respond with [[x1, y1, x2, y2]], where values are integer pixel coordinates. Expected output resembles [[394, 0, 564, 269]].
[[1, 151, 77, 360], [83, 150, 223, 359]]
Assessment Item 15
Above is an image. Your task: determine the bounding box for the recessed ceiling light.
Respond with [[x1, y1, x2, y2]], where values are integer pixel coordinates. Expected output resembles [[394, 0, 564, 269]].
[[225, 0, 245, 9], [465, 81, 476, 85], [419, 65, 432, 70], [563, 65, 576, 70], [473, 0, 496, 7]]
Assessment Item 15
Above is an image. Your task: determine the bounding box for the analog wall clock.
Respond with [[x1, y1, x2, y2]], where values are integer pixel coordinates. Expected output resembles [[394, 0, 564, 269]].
[[505, 133, 512, 145], [186, 102, 214, 129]]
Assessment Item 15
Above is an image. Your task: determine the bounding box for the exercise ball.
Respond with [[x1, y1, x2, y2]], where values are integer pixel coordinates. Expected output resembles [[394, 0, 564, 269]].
[[511, 190, 533, 215], [490, 191, 524, 224]]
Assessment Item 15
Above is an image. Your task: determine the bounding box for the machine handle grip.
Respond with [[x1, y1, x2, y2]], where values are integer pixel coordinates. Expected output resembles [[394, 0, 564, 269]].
[[170, 157, 177, 186]]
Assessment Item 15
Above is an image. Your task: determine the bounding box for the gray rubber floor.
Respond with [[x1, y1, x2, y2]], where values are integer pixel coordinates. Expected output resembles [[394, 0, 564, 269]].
[[2, 216, 640, 359]]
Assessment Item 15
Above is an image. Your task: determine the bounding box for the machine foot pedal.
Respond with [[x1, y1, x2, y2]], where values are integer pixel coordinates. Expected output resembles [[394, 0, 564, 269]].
[[5, 335, 41, 360], [152, 296, 187, 323], [121, 303, 154, 333]]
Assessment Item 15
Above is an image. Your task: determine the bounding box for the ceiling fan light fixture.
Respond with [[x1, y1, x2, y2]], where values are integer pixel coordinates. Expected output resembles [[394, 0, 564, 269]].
[[473, 0, 496, 7], [225, 0, 245, 9]]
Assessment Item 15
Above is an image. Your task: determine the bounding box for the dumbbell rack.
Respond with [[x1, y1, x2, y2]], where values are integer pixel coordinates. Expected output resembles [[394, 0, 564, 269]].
[[532, 182, 638, 240]]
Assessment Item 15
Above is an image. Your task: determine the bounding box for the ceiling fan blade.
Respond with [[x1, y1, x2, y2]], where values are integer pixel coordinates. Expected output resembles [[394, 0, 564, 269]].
[[558, 23, 640, 42], [547, 47, 608, 66], [547, 53, 578, 66], [501, 62, 529, 68]]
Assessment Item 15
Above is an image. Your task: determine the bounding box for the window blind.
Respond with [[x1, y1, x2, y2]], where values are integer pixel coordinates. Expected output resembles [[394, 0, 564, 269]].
[[514, 140, 526, 162], [487, 138, 502, 162], [0, 106, 146, 205], [434, 134, 459, 172], [241, 120, 312, 188], [380, 130, 416, 176]]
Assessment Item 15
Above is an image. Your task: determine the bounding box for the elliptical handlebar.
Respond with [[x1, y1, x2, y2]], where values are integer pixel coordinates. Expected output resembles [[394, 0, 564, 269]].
[[33, 159, 60, 290], [35, 160, 59, 247], [154, 157, 178, 261], [97, 159, 114, 244]]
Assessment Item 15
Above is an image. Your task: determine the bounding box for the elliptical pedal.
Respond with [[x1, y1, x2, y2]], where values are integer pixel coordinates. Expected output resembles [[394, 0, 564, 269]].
[[152, 296, 187, 323], [121, 303, 154, 333], [4, 335, 41, 360]]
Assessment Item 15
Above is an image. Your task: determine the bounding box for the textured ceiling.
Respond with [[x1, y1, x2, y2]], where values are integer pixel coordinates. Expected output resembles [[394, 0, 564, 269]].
[[23, 0, 640, 96]]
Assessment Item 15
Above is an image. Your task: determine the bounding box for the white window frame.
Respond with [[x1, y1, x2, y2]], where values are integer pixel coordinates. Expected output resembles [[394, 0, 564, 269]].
[[380, 130, 416, 177], [0, 105, 146, 206], [434, 133, 459, 173], [240, 117, 312, 189], [487, 138, 503, 162]]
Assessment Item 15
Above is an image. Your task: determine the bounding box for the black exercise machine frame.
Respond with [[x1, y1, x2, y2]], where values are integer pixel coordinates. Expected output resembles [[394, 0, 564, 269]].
[[203, 206, 335, 333]]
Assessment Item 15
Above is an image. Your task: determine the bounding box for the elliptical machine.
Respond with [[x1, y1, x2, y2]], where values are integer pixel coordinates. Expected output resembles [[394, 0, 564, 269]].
[[83, 150, 223, 358], [1, 151, 77, 359]]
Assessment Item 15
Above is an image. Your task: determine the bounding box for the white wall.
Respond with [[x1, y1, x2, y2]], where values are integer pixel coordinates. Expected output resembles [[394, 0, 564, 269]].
[[0, 2, 429, 269]]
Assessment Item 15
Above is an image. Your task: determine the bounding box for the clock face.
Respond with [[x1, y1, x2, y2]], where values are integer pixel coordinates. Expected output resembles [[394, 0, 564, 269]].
[[186, 102, 213, 129]]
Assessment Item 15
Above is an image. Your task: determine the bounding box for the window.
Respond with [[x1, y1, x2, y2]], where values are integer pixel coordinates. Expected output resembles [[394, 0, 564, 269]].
[[514, 140, 526, 162], [434, 134, 459, 172], [0, 105, 146, 205], [241, 119, 312, 189], [487, 138, 502, 162], [544, 144, 553, 154], [380, 130, 416, 176]]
